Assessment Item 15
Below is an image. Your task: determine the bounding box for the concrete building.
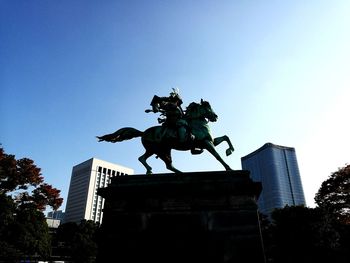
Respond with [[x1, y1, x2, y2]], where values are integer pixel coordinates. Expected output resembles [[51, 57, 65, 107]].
[[46, 218, 61, 228], [46, 210, 65, 228], [241, 143, 306, 216], [64, 158, 134, 224], [47, 210, 65, 220]]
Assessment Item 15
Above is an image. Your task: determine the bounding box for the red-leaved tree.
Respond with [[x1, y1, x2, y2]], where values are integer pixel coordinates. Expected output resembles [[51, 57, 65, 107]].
[[0, 146, 63, 211]]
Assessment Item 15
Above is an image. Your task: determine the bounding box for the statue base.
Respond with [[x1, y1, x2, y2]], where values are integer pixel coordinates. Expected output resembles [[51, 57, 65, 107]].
[[97, 170, 264, 263]]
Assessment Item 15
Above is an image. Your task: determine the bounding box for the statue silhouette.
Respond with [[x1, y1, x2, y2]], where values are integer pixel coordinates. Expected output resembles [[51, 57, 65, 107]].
[[97, 98, 234, 174]]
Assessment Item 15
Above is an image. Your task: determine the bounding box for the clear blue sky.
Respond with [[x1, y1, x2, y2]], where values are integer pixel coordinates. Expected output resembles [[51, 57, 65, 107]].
[[1, 0, 349, 212]]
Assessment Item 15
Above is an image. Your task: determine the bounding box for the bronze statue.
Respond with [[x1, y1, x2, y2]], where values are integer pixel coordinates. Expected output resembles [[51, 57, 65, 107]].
[[97, 91, 234, 174]]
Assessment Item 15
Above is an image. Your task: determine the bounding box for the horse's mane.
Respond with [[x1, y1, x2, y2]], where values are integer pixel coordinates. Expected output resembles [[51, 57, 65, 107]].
[[185, 101, 208, 119], [185, 101, 200, 113]]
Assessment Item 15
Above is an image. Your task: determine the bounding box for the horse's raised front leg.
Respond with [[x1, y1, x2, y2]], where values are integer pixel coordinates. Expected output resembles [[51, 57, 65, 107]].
[[138, 151, 153, 175], [213, 135, 234, 156], [204, 140, 232, 171]]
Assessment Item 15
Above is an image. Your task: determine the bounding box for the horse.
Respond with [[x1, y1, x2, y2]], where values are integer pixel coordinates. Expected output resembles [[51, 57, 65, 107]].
[[96, 99, 234, 174]]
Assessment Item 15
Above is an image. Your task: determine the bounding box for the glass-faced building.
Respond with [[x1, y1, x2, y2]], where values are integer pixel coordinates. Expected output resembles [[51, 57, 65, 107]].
[[64, 158, 134, 224], [241, 143, 306, 216]]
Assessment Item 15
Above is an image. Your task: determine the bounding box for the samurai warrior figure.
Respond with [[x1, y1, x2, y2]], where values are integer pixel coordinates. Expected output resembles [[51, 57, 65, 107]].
[[146, 88, 195, 144]]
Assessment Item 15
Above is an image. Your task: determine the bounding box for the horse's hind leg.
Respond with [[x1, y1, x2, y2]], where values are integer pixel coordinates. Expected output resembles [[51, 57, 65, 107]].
[[138, 151, 153, 175], [158, 152, 183, 174]]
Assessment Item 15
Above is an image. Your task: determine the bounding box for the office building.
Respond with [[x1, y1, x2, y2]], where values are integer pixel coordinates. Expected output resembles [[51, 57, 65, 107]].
[[47, 210, 65, 220], [46, 210, 65, 228], [46, 218, 61, 228], [64, 158, 134, 224], [241, 143, 306, 216]]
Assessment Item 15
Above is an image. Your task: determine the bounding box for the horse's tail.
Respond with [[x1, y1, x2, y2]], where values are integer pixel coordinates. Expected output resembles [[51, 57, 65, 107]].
[[96, 127, 143, 143]]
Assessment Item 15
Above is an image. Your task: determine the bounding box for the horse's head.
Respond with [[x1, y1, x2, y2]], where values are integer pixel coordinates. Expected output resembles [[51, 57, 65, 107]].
[[186, 99, 218, 122], [200, 99, 218, 122]]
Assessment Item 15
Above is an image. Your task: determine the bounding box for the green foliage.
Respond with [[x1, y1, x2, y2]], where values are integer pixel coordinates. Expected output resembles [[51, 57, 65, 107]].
[[0, 194, 52, 260], [56, 220, 99, 263], [263, 205, 342, 263], [315, 164, 350, 224], [13, 205, 51, 258], [261, 164, 350, 263], [0, 193, 19, 259]]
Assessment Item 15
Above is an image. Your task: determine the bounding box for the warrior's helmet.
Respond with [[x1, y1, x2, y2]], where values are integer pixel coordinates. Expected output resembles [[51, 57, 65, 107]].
[[169, 87, 183, 105]]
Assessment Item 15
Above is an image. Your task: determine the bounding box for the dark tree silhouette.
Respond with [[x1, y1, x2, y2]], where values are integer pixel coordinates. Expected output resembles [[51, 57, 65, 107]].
[[315, 164, 350, 224], [0, 146, 64, 260], [264, 205, 341, 263], [56, 220, 99, 263]]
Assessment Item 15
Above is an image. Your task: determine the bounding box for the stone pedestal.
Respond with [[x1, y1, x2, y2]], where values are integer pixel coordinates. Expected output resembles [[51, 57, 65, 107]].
[[96, 170, 264, 263]]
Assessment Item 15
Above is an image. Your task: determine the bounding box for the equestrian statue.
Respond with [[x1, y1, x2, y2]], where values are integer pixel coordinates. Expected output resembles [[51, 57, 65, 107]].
[[96, 88, 234, 174]]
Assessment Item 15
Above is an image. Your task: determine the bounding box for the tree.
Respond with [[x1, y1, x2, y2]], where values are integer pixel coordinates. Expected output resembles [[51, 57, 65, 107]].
[[0, 147, 63, 210], [70, 220, 99, 263], [0, 146, 64, 260], [314, 164, 350, 262], [315, 164, 350, 224], [56, 220, 99, 263], [266, 205, 341, 263], [0, 193, 18, 258]]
